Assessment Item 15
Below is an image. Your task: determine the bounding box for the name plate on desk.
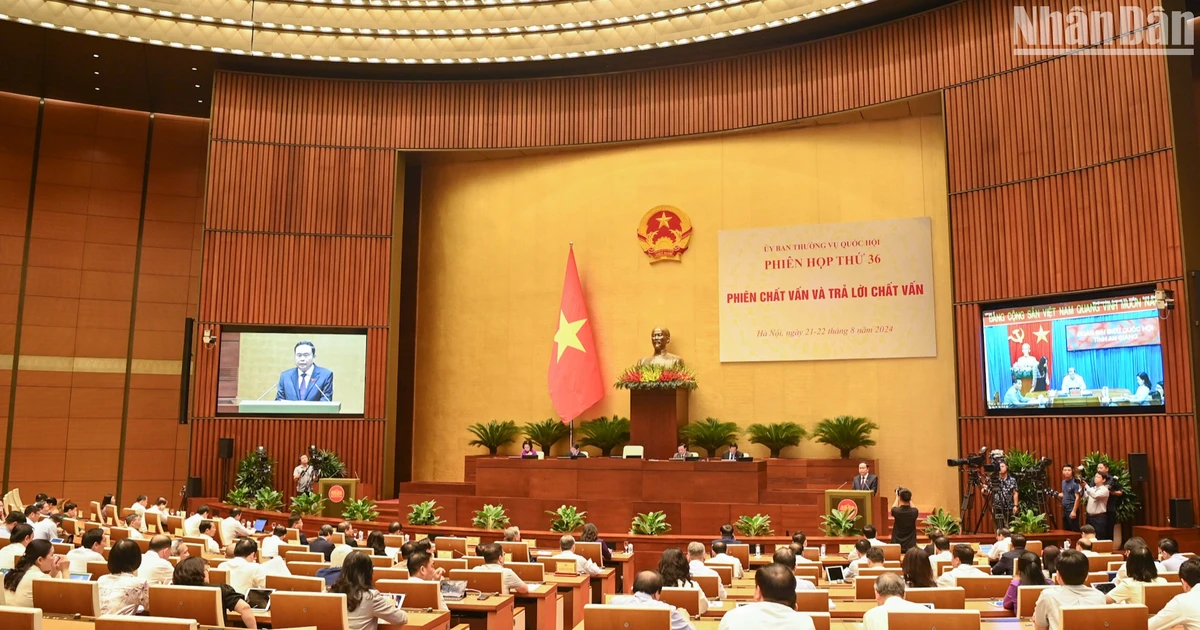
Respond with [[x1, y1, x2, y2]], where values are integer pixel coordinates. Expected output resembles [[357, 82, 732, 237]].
[[503, 553, 513, 563], [437, 550, 454, 559], [236, 400, 343, 414], [555, 561, 577, 575]]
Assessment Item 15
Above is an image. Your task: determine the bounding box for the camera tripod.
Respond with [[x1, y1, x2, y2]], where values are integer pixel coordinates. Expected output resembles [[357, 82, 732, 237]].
[[957, 467, 992, 534]]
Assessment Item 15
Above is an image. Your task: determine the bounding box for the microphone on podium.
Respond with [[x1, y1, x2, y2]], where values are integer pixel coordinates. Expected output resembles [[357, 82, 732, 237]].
[[836, 481, 848, 491], [254, 381, 278, 401]]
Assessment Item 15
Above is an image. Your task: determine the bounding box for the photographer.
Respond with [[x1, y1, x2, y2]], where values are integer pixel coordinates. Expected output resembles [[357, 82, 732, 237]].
[[890, 487, 919, 553], [984, 461, 1019, 528], [295, 453, 318, 495]]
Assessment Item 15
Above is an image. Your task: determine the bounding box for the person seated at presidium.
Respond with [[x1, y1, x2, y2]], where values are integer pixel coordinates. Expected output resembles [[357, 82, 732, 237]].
[[173, 556, 258, 629], [611, 570, 696, 630], [519, 440, 539, 458], [276, 340, 335, 402], [723, 444, 744, 460], [672, 443, 689, 460], [717, 563, 815, 630], [1060, 367, 1087, 392], [1003, 375, 1039, 407], [1125, 372, 1155, 404], [1032, 550, 1105, 630]]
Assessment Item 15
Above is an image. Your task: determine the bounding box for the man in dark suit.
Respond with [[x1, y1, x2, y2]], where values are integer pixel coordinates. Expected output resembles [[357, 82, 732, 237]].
[[992, 533, 1027, 575], [308, 524, 335, 561], [276, 340, 335, 402], [724, 444, 743, 460], [853, 462, 879, 495], [1098, 462, 1123, 540]]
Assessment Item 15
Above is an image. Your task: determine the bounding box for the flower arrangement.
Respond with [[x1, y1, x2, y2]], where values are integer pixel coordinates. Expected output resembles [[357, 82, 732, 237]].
[[613, 364, 698, 390]]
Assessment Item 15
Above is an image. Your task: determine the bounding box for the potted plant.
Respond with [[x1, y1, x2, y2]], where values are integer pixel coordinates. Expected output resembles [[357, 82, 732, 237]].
[[311, 448, 348, 479], [523, 418, 572, 456], [342, 497, 379, 522], [734, 514, 774, 537], [251, 488, 284, 512], [234, 450, 277, 493], [630, 511, 672, 535], [225, 487, 253, 507], [290, 492, 326, 517], [1010, 509, 1049, 534], [746, 422, 808, 458], [1080, 452, 1141, 525], [811, 415, 879, 459], [819, 509, 862, 537], [407, 500, 446, 527], [679, 418, 740, 458], [467, 420, 521, 456], [921, 508, 962, 536], [546, 505, 587, 533], [578, 416, 631, 457], [472, 504, 511, 530]]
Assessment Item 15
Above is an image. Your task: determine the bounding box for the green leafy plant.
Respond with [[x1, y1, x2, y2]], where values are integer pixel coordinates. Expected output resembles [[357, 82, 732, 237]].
[[472, 504, 511, 530], [734, 514, 775, 537], [1081, 452, 1141, 525], [1002, 449, 1051, 515], [630, 511, 672, 536], [679, 418, 740, 457], [546, 505, 587, 533], [407, 500, 446, 527], [523, 418, 572, 455], [614, 364, 698, 390], [467, 420, 521, 456], [811, 415, 879, 458], [225, 486, 253, 507], [921, 508, 962, 536], [234, 449, 278, 493], [1009, 509, 1049, 534], [289, 492, 326, 517], [819, 508, 862, 537], [746, 422, 808, 458], [252, 488, 284, 512], [342, 497, 379, 522], [578, 416, 631, 457], [312, 449, 348, 479]]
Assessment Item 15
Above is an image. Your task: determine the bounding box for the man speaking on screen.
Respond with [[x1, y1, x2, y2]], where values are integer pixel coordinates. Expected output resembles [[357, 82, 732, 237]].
[[276, 341, 335, 402]]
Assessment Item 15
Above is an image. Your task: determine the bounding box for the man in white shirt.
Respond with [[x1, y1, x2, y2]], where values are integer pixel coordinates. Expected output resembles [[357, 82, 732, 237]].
[[0, 524, 33, 570], [138, 535, 176, 585], [1161, 538, 1191, 573], [863, 572, 931, 630], [686, 542, 728, 600], [184, 505, 211, 537], [770, 547, 816, 592], [611, 570, 695, 630], [0, 512, 26, 538], [129, 495, 149, 514], [146, 497, 169, 515], [261, 525, 286, 559], [1150, 557, 1200, 630], [1033, 550, 1105, 630], [1060, 367, 1087, 392], [406, 550, 448, 611], [791, 532, 819, 564], [928, 536, 952, 573], [26, 506, 57, 542], [473, 543, 529, 594], [709, 541, 744, 578], [221, 507, 255, 545], [844, 540, 873, 580], [225, 539, 267, 594], [67, 528, 108, 574], [198, 521, 221, 555], [848, 526, 887, 561], [937, 544, 988, 588], [718, 563, 816, 630], [124, 513, 145, 539], [987, 528, 1012, 561], [554, 535, 603, 576]]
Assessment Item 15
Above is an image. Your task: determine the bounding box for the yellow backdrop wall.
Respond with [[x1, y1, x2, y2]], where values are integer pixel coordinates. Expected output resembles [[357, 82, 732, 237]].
[[414, 113, 958, 512]]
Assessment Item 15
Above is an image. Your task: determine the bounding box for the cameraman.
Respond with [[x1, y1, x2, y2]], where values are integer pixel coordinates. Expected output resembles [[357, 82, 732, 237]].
[[294, 453, 318, 495], [984, 461, 1019, 528]]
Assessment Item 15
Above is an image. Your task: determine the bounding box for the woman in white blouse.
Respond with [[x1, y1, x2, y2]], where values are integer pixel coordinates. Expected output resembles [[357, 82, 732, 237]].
[[97, 539, 149, 615], [329, 551, 408, 630], [4, 540, 69, 607], [1107, 547, 1166, 605]]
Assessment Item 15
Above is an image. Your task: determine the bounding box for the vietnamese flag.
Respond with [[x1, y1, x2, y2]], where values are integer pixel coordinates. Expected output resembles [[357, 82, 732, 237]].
[[548, 247, 604, 422]]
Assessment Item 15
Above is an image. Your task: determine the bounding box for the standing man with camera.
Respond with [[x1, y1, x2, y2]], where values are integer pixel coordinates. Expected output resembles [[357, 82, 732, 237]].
[[294, 452, 318, 495], [984, 461, 1019, 529]]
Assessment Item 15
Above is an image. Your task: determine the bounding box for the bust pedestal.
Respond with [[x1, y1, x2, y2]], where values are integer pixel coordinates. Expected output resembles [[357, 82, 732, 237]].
[[629, 388, 689, 460]]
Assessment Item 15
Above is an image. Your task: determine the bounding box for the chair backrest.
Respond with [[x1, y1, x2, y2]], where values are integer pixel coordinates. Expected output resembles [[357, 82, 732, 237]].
[[801, 547, 820, 562], [148, 585, 224, 627], [286, 528, 302, 543], [575, 542, 604, 567], [934, 561, 952, 577], [905, 587, 966, 610], [1060, 604, 1147, 628], [271, 592, 350, 630], [95, 616, 198, 630], [0, 605, 43, 630], [794, 589, 831, 612], [1016, 585, 1054, 618], [659, 587, 704, 615], [1162, 572, 1182, 583], [956, 576, 1013, 600], [622, 445, 644, 459], [1144, 582, 1184, 615], [465, 556, 485, 569], [1024, 540, 1043, 555], [726, 544, 750, 571], [331, 533, 345, 545], [860, 567, 903, 579], [584, 604, 668, 629], [439, 538, 468, 557], [208, 569, 228, 586], [166, 515, 184, 536], [33, 579, 100, 616], [373, 567, 411, 581], [450, 569, 503, 594], [433, 558, 467, 572], [369, 555, 394, 568], [89, 501, 102, 522], [692, 574, 720, 599], [703, 562, 733, 585], [1088, 554, 1122, 573], [856, 576, 878, 600], [506, 562, 545, 583], [498, 542, 530, 563], [383, 535, 404, 548], [267, 574, 327, 592], [375, 579, 440, 609], [888, 610, 981, 630], [288, 561, 332, 577], [1092, 540, 1115, 553], [794, 565, 821, 580], [879, 544, 902, 562], [279, 544, 310, 557], [287, 551, 326, 563]]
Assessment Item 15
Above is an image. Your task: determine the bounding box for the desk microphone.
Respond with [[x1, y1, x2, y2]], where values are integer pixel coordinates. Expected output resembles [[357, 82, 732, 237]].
[[313, 380, 332, 402], [835, 481, 848, 490], [254, 381, 278, 401]]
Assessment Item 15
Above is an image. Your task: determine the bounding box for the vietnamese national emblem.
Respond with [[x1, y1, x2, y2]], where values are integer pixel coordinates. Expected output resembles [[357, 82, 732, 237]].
[[637, 205, 693, 264]]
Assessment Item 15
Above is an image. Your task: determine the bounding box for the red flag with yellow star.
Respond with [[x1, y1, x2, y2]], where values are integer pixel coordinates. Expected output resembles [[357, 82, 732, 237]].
[[548, 247, 604, 422]]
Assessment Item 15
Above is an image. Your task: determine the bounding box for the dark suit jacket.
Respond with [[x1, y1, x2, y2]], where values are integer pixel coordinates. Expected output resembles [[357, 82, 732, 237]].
[[852, 474, 879, 494], [724, 450, 742, 460], [276, 365, 335, 402], [993, 548, 1024, 576], [309, 536, 335, 561]]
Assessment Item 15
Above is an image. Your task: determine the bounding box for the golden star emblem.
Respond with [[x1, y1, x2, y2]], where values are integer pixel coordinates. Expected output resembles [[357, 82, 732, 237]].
[[655, 212, 673, 229], [554, 311, 587, 361], [1034, 326, 1050, 343]]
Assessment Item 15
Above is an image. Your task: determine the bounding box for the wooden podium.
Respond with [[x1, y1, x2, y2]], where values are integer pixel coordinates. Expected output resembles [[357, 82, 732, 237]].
[[629, 388, 689, 460], [824, 489, 876, 530], [317, 478, 358, 518]]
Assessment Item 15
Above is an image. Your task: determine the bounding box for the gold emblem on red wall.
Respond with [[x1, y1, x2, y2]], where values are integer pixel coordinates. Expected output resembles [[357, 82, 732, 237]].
[[637, 205, 693, 263]]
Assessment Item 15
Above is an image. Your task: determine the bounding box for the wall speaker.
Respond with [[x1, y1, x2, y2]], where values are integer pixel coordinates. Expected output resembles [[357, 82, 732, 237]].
[[217, 438, 234, 460], [186, 477, 202, 498], [1170, 498, 1194, 529], [1128, 453, 1149, 483]]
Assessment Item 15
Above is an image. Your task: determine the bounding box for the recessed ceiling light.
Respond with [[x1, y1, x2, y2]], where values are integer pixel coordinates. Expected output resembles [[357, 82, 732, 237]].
[[191, 67, 197, 71], [198, 99, 203, 103], [93, 53, 99, 58], [95, 87, 100, 90], [93, 71, 99, 75], [194, 84, 200, 88]]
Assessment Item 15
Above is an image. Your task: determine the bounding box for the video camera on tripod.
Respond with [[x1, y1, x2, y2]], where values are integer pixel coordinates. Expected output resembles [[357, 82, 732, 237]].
[[947, 447, 1002, 475]]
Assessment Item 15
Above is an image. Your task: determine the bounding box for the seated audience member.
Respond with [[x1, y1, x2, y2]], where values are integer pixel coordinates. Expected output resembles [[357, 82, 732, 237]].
[[3, 539, 69, 607], [124, 513, 144, 539], [261, 525, 287, 559], [0, 512, 27, 537], [387, 521, 403, 535], [337, 522, 360, 548], [0, 524, 34, 570], [221, 507, 255, 545], [138, 535, 176, 585], [611, 570, 695, 630], [1078, 524, 1097, 545], [129, 495, 149, 514], [937, 544, 987, 588], [685, 542, 727, 600], [1107, 546, 1166, 605], [1114, 537, 1161, 579], [660, 547, 709, 614], [1042, 545, 1060, 579], [1076, 540, 1095, 555], [1002, 552, 1050, 612], [993, 533, 1028, 576], [845, 539, 872, 579], [554, 535, 603, 576], [172, 556, 257, 629], [865, 548, 887, 568], [27, 505, 56, 541], [366, 531, 393, 561], [310, 524, 336, 561], [99, 539, 150, 615], [67, 528, 107, 574], [849, 526, 886, 562], [503, 526, 521, 542], [147, 497, 169, 515], [1149, 557, 1200, 630], [581, 523, 612, 564], [863, 572, 928, 630], [928, 536, 952, 571], [902, 547, 936, 588], [473, 543, 528, 594], [406, 550, 447, 611], [184, 505, 211, 537], [43, 497, 58, 515], [399, 542, 416, 560], [171, 538, 191, 562], [717, 563, 813, 630], [288, 513, 310, 545], [331, 551, 408, 630], [1032, 550, 1104, 630], [60, 502, 80, 520], [225, 539, 268, 594], [198, 521, 221, 555], [710, 541, 744, 578], [792, 532, 818, 564], [988, 528, 1013, 561], [713, 524, 737, 545], [1161, 538, 1190, 572], [772, 547, 816, 592], [99, 494, 115, 513]]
